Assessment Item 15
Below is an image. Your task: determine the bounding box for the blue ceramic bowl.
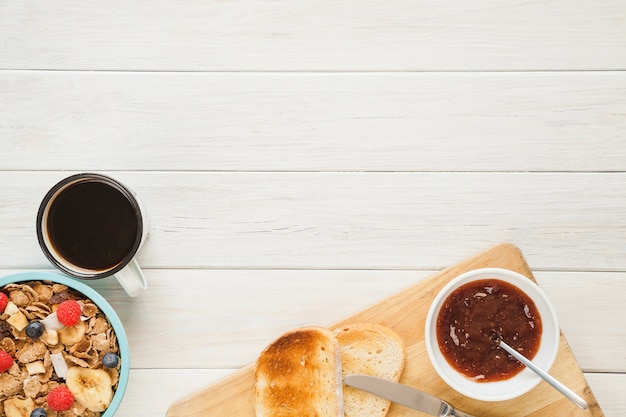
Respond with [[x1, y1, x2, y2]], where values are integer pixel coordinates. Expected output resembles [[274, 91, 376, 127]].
[[0, 271, 129, 416]]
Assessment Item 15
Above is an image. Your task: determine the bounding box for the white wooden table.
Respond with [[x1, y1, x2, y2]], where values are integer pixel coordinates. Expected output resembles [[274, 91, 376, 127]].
[[1, 1, 625, 416]]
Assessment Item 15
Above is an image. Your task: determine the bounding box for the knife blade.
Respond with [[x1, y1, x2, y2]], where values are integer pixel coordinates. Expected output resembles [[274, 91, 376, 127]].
[[344, 375, 477, 417]]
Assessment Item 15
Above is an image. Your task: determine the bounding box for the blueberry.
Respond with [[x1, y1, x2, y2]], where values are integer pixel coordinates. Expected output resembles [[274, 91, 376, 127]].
[[102, 352, 119, 368], [25, 321, 44, 340], [30, 408, 47, 417]]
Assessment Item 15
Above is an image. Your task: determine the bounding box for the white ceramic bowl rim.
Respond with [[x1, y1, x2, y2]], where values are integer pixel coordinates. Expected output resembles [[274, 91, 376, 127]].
[[425, 268, 560, 402], [0, 271, 129, 417]]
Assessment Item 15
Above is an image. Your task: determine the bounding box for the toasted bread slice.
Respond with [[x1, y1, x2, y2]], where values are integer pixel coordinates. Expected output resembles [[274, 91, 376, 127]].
[[335, 323, 406, 417], [254, 326, 344, 417]]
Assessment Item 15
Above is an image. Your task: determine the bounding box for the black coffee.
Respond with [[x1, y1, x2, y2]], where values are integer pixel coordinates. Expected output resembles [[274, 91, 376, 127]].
[[47, 180, 139, 271]]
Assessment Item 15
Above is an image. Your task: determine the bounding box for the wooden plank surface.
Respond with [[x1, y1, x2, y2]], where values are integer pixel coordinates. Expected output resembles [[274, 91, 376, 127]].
[[2, 1, 624, 416], [118, 370, 626, 417], [2, 72, 625, 172], [1, 171, 624, 271], [2, 267, 621, 374], [1, 1, 625, 71], [166, 243, 604, 417]]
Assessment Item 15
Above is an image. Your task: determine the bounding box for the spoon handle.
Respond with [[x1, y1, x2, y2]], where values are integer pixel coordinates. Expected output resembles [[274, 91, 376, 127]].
[[499, 341, 588, 410]]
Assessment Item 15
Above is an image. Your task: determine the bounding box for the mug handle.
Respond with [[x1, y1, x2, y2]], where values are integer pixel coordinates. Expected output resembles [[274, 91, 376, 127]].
[[114, 258, 148, 297]]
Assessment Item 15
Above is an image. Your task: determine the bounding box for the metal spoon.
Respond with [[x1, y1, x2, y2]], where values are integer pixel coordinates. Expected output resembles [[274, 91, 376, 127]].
[[498, 339, 588, 410]]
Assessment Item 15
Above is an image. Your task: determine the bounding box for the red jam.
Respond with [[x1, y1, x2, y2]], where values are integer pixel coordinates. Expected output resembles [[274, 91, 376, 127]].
[[436, 279, 542, 382]]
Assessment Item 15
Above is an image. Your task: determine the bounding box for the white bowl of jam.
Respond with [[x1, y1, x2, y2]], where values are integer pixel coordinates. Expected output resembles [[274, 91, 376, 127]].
[[425, 268, 560, 402]]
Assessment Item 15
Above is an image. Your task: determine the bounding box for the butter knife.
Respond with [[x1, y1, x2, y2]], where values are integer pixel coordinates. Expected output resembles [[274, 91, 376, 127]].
[[344, 375, 478, 417]]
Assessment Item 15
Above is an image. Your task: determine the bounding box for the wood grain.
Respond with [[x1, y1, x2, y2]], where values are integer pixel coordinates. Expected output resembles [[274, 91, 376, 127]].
[[2, 267, 621, 374], [166, 243, 604, 417], [2, 72, 626, 172], [88, 369, 623, 417], [2, 1, 624, 416], [534, 272, 626, 373], [2, 171, 624, 271], [1, 1, 625, 71]]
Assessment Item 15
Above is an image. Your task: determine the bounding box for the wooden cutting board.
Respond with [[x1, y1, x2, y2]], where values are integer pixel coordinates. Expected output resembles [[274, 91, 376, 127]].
[[167, 243, 604, 417]]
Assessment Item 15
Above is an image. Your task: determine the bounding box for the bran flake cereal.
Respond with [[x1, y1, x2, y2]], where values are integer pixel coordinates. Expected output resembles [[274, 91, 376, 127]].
[[0, 281, 120, 417]]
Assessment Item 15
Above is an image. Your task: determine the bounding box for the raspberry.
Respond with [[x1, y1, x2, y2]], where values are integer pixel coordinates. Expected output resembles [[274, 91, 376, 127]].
[[47, 385, 74, 411], [0, 293, 8, 313], [0, 350, 13, 372], [56, 300, 81, 327]]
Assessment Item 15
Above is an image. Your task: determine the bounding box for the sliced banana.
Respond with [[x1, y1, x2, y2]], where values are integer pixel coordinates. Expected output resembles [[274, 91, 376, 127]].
[[3, 397, 35, 417], [66, 367, 113, 412], [58, 320, 86, 346], [43, 329, 59, 346]]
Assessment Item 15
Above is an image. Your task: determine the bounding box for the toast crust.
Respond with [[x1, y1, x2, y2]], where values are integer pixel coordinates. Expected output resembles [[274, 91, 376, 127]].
[[254, 327, 343, 417]]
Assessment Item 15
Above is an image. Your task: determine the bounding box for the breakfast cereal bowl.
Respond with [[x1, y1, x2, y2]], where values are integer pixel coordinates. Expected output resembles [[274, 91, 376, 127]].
[[425, 268, 560, 402], [0, 271, 129, 417]]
